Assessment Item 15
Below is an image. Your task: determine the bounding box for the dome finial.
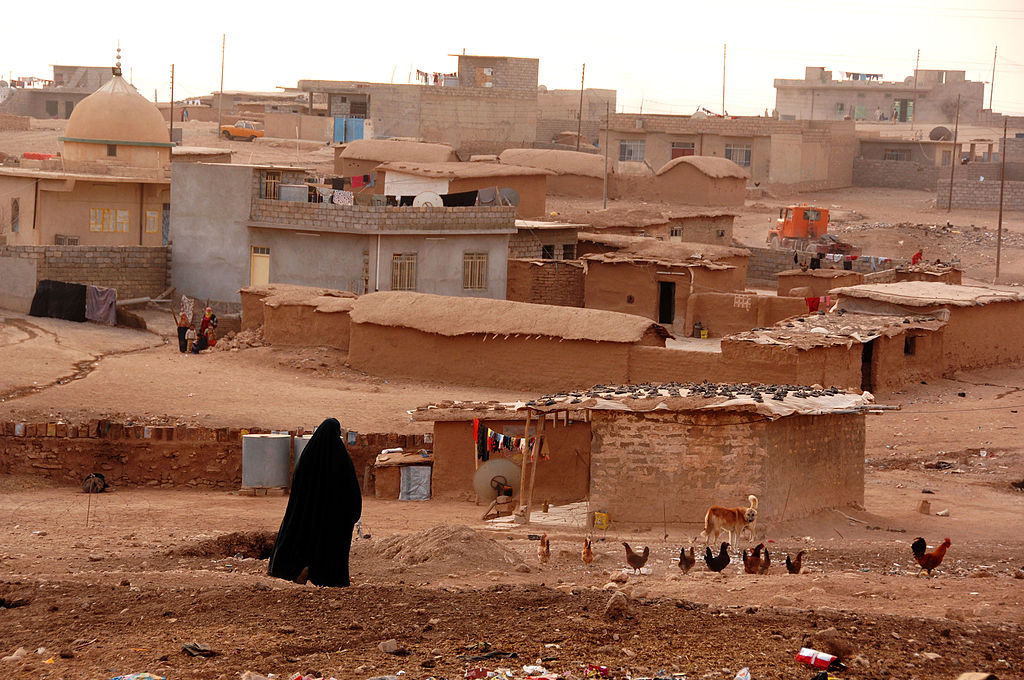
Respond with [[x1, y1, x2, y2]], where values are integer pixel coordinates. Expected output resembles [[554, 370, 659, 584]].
[[113, 42, 122, 77]]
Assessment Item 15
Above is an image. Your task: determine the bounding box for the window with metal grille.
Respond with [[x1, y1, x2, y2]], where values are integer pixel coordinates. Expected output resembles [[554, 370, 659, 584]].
[[884, 149, 910, 161], [670, 141, 695, 159], [391, 253, 417, 291], [107, 144, 117, 157], [670, 226, 683, 238], [10, 198, 18, 232], [252, 246, 270, 255], [724, 144, 751, 167], [562, 244, 576, 259], [145, 210, 159, 233], [618, 140, 645, 162], [262, 171, 281, 200], [55, 234, 79, 245], [463, 252, 488, 290]]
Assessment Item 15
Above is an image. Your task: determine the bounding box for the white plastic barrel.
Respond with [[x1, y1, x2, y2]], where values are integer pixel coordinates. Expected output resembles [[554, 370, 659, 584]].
[[241, 434, 291, 488]]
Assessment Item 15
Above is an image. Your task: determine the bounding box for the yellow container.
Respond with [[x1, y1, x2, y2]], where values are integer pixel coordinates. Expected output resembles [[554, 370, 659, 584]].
[[699, 329, 709, 339], [593, 511, 610, 530]]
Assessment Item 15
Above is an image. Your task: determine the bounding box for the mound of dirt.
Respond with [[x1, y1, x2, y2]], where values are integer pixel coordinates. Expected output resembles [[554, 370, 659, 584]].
[[174, 530, 277, 559], [372, 524, 521, 570]]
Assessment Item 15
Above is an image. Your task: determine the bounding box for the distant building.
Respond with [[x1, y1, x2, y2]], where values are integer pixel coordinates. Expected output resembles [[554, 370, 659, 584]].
[[774, 66, 985, 124], [536, 87, 616, 146], [0, 65, 112, 119]]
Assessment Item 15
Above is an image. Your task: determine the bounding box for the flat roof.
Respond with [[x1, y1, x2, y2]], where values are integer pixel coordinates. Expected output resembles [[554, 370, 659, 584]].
[[0, 166, 169, 185], [727, 311, 946, 350], [831, 281, 1024, 307], [376, 161, 553, 179]]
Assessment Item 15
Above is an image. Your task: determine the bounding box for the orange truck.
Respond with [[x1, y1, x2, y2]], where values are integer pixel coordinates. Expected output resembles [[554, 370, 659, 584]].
[[220, 120, 264, 142], [767, 204, 860, 257]]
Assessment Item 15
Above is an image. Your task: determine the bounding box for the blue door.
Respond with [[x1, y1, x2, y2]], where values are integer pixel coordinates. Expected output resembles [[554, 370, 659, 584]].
[[333, 117, 346, 143], [345, 118, 364, 142]]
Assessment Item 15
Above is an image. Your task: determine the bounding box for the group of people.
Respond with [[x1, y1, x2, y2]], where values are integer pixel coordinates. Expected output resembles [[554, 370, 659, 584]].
[[176, 303, 218, 354]]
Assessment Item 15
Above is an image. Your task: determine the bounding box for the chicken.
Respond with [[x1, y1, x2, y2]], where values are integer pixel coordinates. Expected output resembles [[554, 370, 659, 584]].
[[785, 550, 805, 574], [678, 547, 695, 574], [538, 533, 550, 564], [742, 543, 764, 574], [704, 542, 730, 573], [581, 538, 594, 568], [622, 542, 649, 574], [758, 546, 771, 575], [911, 536, 951, 576]]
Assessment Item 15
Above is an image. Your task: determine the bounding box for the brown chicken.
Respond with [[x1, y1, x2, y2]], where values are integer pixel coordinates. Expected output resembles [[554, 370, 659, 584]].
[[785, 550, 806, 574], [758, 546, 771, 575], [911, 537, 951, 576], [742, 543, 764, 574], [581, 538, 594, 567], [622, 542, 650, 574], [678, 547, 696, 574], [538, 533, 550, 564]]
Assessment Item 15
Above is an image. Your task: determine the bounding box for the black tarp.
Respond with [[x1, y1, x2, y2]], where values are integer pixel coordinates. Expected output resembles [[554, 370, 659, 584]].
[[441, 190, 478, 207], [267, 418, 362, 587], [29, 279, 87, 322]]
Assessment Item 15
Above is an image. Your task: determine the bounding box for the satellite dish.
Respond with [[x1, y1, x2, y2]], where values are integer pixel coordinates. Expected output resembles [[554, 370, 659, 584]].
[[929, 126, 952, 142], [412, 191, 442, 207], [473, 458, 522, 501], [498, 187, 520, 207]]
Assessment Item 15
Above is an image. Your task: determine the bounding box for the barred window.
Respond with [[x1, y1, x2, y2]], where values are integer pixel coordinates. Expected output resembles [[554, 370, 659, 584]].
[[145, 210, 159, 233], [724, 144, 751, 167], [391, 253, 417, 291], [10, 198, 18, 232], [463, 252, 488, 290], [54, 234, 80, 245], [562, 244, 576, 259], [884, 149, 910, 161], [618, 140, 645, 161], [262, 171, 281, 200]]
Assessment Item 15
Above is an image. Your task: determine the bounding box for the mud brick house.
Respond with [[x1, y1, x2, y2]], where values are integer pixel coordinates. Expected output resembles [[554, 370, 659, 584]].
[[412, 383, 872, 526], [650, 156, 748, 206], [497, 148, 609, 198], [776, 269, 865, 297], [334, 139, 459, 178]]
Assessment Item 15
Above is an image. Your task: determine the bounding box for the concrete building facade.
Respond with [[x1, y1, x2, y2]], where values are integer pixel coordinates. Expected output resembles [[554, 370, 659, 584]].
[[775, 66, 985, 124]]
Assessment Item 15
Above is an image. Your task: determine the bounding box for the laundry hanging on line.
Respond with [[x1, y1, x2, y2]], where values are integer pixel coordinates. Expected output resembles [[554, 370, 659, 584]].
[[473, 418, 542, 462]]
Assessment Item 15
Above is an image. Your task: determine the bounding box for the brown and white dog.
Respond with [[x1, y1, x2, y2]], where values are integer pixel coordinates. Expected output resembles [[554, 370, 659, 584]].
[[700, 495, 758, 546]]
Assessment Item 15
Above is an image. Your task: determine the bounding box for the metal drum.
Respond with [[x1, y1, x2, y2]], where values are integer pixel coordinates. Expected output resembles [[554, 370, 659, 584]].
[[241, 434, 291, 488]]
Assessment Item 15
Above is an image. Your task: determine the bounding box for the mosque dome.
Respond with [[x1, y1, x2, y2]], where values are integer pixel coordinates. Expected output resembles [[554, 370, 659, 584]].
[[64, 71, 169, 146]]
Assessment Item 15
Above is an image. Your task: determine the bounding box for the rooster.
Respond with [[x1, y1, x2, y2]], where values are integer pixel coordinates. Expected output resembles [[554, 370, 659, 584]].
[[622, 542, 649, 574], [742, 543, 764, 574], [678, 547, 695, 574], [704, 542, 730, 573], [911, 537, 951, 576], [581, 538, 594, 568], [758, 546, 771, 575], [538, 533, 550, 564], [785, 550, 805, 574]]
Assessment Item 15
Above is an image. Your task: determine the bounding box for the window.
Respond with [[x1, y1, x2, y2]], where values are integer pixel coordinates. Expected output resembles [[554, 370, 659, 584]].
[[884, 149, 910, 161], [106, 144, 117, 157], [45, 100, 58, 117], [724, 144, 751, 167], [941, 150, 952, 166], [463, 252, 488, 290], [541, 244, 555, 259], [89, 208, 113, 232], [671, 142, 695, 159], [145, 210, 159, 233], [391, 253, 417, 291], [262, 171, 281, 200], [55, 234, 79, 246], [562, 244, 576, 259], [115, 209, 130, 233], [10, 198, 18, 232], [670, 226, 683, 238], [618, 140, 645, 162], [835, 102, 845, 113], [252, 246, 270, 256]]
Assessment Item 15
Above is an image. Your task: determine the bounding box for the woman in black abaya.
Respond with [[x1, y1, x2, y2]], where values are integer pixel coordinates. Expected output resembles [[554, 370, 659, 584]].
[[268, 418, 362, 587]]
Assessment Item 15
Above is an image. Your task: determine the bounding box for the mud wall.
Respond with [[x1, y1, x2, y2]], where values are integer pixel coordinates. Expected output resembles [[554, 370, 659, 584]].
[[263, 304, 351, 351], [868, 329, 945, 392], [685, 293, 805, 338], [588, 410, 864, 526], [431, 418, 591, 503], [547, 174, 603, 198], [240, 289, 269, 330], [777, 271, 864, 297], [0, 420, 427, 493], [943, 302, 1024, 371], [347, 323, 634, 390]]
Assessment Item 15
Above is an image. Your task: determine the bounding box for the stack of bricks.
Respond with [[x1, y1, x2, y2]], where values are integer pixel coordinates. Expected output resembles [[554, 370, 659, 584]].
[[0, 245, 169, 300], [0, 419, 430, 492]]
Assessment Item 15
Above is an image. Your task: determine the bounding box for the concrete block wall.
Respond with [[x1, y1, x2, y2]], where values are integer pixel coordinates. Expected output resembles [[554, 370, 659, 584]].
[[506, 259, 584, 307], [936, 179, 1024, 210], [251, 199, 516, 234], [0, 419, 428, 492], [0, 245, 169, 301], [746, 246, 898, 287], [853, 159, 941, 190]]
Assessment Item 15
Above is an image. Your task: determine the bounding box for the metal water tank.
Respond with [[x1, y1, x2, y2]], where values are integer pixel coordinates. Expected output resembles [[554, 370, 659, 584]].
[[293, 434, 313, 472], [241, 434, 291, 488]]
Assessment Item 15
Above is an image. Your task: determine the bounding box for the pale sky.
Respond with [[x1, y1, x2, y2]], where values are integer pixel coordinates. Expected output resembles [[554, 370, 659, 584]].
[[5, 0, 1024, 117]]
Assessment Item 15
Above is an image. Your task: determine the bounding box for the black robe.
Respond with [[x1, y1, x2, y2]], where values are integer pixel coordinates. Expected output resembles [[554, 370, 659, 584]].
[[267, 418, 362, 586]]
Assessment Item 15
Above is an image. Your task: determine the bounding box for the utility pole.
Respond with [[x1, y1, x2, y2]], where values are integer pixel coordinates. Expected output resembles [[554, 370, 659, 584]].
[[217, 33, 226, 136], [911, 49, 919, 130], [996, 118, 1007, 280], [169, 64, 175, 144], [576, 63, 585, 152], [946, 94, 961, 213], [989, 46, 997, 110], [603, 100, 610, 209], [722, 44, 727, 116]]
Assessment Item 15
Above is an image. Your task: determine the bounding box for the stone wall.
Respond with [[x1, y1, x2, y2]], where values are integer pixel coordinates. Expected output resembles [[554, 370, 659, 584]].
[[0, 245, 169, 312], [0, 419, 429, 492], [588, 409, 865, 526], [506, 259, 585, 307], [936, 178, 1024, 210]]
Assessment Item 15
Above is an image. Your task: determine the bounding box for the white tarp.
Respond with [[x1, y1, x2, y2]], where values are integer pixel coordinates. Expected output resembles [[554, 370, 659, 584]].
[[383, 171, 449, 198]]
